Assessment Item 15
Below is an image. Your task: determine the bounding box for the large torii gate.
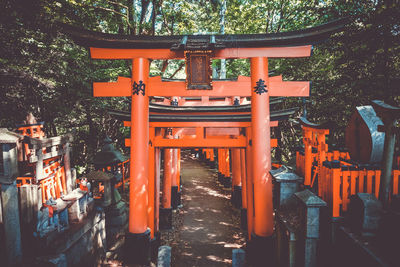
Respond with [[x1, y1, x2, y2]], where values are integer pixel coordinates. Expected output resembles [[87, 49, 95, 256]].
[[63, 18, 346, 264]]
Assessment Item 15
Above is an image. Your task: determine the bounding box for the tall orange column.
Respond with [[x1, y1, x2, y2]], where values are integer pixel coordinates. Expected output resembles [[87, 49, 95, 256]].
[[162, 133, 173, 208], [231, 148, 242, 208], [245, 128, 254, 240], [240, 148, 248, 229], [251, 57, 273, 237], [126, 57, 151, 264], [232, 149, 242, 187], [148, 129, 155, 239], [209, 149, 214, 162], [155, 147, 161, 233], [171, 144, 180, 209], [223, 149, 232, 188], [303, 128, 313, 186], [249, 57, 274, 260], [218, 149, 224, 184], [177, 149, 181, 189], [176, 148, 182, 207], [240, 149, 247, 209], [160, 130, 173, 230]]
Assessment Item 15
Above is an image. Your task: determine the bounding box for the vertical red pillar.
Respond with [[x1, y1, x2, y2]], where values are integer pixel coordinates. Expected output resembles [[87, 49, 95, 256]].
[[177, 149, 181, 189], [126, 57, 151, 264], [160, 131, 173, 230], [171, 144, 179, 209], [240, 148, 247, 209], [176, 148, 182, 207], [155, 147, 161, 233], [129, 57, 149, 233], [240, 148, 248, 229], [162, 135, 173, 209], [304, 128, 313, 186], [232, 149, 242, 187], [223, 149, 231, 188], [245, 128, 254, 240], [251, 57, 273, 237], [218, 149, 223, 184], [148, 128, 155, 239], [231, 148, 242, 208]]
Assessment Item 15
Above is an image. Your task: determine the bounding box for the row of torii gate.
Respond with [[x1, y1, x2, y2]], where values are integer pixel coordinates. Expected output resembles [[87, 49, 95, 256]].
[[64, 18, 347, 264]]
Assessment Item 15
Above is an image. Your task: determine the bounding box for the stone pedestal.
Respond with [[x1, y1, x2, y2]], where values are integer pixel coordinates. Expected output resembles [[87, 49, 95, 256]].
[[270, 166, 302, 208], [295, 189, 327, 267], [0, 181, 22, 266], [159, 207, 173, 230], [348, 193, 382, 237], [231, 185, 242, 209]]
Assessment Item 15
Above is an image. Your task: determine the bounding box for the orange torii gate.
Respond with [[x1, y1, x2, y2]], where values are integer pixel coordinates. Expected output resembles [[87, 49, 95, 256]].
[[63, 18, 347, 264]]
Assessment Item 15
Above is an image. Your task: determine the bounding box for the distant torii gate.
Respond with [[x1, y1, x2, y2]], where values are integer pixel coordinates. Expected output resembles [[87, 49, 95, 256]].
[[63, 18, 346, 264]]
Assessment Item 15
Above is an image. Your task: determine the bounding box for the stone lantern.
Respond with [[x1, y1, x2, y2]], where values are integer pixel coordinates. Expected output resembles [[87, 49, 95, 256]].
[[93, 136, 126, 203], [92, 137, 128, 247], [93, 136, 126, 171]]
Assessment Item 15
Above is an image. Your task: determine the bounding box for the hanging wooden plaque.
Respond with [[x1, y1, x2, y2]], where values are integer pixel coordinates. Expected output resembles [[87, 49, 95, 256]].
[[185, 50, 212, 90]]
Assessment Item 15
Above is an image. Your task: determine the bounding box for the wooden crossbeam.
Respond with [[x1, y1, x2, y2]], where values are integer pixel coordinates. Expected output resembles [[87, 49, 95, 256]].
[[94, 76, 309, 98], [123, 121, 278, 128], [124, 137, 277, 148], [90, 45, 312, 60]]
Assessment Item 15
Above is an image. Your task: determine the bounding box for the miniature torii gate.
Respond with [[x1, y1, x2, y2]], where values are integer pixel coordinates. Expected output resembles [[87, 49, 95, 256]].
[[63, 18, 346, 264]]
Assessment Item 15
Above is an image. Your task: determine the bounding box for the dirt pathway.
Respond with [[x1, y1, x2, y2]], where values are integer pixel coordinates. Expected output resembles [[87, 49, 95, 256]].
[[172, 152, 246, 266]]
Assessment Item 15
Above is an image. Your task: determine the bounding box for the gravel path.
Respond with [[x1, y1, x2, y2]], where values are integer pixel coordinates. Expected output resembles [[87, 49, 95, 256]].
[[171, 152, 246, 267]]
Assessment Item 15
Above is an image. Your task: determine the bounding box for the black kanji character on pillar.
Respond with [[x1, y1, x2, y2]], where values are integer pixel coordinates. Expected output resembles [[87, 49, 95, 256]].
[[133, 80, 145, 96], [254, 79, 268, 95]]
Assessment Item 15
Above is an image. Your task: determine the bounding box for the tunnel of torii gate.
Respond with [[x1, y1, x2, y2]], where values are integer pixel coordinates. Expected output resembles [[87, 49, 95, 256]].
[[62, 18, 347, 264]]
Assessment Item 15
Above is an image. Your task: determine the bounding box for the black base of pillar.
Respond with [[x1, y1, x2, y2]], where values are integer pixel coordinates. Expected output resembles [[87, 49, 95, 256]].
[[171, 186, 181, 209], [177, 190, 182, 207], [207, 160, 215, 168], [159, 208, 173, 230], [124, 229, 151, 265], [150, 231, 161, 261], [246, 233, 275, 267], [218, 173, 224, 184], [223, 176, 232, 188], [241, 208, 248, 230], [231, 185, 242, 209]]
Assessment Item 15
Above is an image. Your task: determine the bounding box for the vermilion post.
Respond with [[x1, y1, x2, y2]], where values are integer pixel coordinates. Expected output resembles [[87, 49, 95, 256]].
[[225, 149, 230, 178], [218, 149, 223, 184], [240, 148, 248, 230], [232, 148, 242, 187], [171, 145, 179, 209], [231, 148, 242, 209], [129, 57, 149, 234], [245, 128, 254, 239], [148, 129, 155, 239], [251, 57, 273, 237], [162, 134, 173, 209], [304, 128, 313, 186], [177, 148, 181, 190], [126, 57, 151, 264], [221, 149, 226, 176], [240, 148, 247, 209], [210, 148, 214, 162], [155, 147, 160, 233], [171, 148, 177, 188], [159, 132, 173, 230]]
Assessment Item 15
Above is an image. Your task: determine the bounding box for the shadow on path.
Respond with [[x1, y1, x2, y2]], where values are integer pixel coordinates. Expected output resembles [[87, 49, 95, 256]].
[[173, 151, 246, 266]]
